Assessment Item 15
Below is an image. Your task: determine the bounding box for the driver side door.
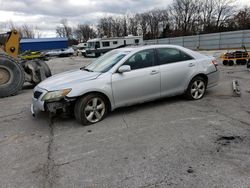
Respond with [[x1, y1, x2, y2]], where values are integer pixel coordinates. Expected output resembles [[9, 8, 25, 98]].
[[111, 49, 161, 108]]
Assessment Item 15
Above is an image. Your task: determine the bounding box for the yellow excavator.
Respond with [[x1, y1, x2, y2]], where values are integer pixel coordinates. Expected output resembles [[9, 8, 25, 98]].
[[0, 30, 51, 98]]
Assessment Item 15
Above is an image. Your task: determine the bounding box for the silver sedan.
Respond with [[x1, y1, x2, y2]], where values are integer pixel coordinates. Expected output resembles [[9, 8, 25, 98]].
[[31, 45, 219, 125]]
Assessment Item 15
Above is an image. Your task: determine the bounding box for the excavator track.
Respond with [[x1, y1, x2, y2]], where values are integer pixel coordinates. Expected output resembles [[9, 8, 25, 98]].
[[0, 52, 25, 97]]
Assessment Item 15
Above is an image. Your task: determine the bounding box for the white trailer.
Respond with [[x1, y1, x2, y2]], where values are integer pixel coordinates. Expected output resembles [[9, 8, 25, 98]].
[[83, 35, 143, 57], [76, 42, 87, 55]]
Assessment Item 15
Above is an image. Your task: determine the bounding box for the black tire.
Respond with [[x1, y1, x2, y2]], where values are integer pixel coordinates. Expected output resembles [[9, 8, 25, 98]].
[[74, 93, 108, 125], [247, 59, 250, 69], [236, 59, 242, 65], [228, 60, 234, 66], [35, 60, 52, 77], [0, 53, 25, 98], [241, 59, 247, 65], [82, 52, 87, 57], [185, 76, 206, 100], [223, 60, 228, 66]]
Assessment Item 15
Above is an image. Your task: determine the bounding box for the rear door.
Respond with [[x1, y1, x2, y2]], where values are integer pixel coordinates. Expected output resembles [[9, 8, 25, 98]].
[[156, 48, 197, 97]]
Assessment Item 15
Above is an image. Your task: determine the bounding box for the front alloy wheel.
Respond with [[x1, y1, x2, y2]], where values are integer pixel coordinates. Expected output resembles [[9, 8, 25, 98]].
[[84, 97, 105, 123], [74, 94, 108, 125]]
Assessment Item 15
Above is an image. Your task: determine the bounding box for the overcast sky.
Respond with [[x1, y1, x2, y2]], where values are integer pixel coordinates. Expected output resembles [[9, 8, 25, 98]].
[[0, 0, 250, 37]]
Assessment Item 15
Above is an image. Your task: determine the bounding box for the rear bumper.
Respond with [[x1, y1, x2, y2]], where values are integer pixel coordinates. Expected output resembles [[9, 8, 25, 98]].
[[207, 70, 220, 88]]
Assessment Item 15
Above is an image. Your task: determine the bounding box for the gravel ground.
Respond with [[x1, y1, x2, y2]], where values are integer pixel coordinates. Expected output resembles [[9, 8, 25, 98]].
[[0, 54, 250, 188]]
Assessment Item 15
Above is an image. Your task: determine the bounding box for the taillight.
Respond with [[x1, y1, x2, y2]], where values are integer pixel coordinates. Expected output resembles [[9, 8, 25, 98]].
[[212, 60, 218, 67]]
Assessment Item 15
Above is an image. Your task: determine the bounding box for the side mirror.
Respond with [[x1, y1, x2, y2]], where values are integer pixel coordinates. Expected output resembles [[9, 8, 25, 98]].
[[118, 65, 131, 73]]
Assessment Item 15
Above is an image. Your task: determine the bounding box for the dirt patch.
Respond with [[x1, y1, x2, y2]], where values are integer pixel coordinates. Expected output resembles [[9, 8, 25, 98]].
[[187, 166, 194, 174], [215, 136, 244, 153], [216, 136, 243, 146]]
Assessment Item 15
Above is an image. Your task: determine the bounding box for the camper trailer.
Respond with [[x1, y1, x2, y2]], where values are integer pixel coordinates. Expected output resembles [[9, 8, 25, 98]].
[[76, 42, 87, 56], [83, 35, 143, 57]]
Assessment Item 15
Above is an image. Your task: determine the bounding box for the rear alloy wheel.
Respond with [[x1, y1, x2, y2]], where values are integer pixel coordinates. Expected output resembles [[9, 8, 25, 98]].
[[186, 76, 206, 100], [74, 94, 108, 125]]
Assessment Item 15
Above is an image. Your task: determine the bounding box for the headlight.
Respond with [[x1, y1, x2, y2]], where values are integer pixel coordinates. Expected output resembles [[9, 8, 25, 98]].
[[42, 89, 71, 102]]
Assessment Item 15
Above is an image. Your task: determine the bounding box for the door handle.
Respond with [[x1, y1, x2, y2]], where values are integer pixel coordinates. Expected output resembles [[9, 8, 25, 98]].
[[150, 70, 159, 75], [188, 63, 195, 67]]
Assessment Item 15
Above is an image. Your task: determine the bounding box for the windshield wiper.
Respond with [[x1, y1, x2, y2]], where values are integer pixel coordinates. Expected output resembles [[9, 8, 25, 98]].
[[80, 67, 93, 72]]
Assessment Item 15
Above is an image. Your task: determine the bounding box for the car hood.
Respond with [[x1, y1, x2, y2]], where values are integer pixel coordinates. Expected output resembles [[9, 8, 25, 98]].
[[38, 69, 101, 91]]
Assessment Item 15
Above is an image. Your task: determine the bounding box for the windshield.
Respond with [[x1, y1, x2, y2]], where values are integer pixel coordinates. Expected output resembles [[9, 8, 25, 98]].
[[84, 50, 129, 73], [87, 42, 95, 48]]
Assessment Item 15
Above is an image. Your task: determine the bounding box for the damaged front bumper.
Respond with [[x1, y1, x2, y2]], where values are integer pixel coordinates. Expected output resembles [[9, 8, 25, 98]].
[[31, 86, 75, 116], [31, 87, 46, 116]]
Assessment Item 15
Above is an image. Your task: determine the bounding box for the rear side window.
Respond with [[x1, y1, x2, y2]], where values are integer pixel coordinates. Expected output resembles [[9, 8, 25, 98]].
[[157, 48, 193, 65], [135, 39, 139, 44], [102, 42, 110, 47]]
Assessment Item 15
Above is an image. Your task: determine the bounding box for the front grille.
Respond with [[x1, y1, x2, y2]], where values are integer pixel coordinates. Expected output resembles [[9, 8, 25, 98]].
[[34, 91, 43, 99]]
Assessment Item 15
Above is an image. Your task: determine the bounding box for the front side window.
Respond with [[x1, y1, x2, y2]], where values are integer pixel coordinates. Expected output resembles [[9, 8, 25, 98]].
[[123, 49, 155, 70], [157, 48, 193, 65], [88, 42, 95, 48]]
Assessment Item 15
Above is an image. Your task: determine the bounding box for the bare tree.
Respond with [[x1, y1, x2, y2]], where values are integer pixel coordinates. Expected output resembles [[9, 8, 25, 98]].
[[214, 0, 236, 29], [147, 9, 168, 38], [234, 6, 250, 30], [127, 14, 139, 36], [136, 12, 149, 38], [56, 19, 73, 38], [8, 21, 42, 38], [112, 17, 125, 37], [74, 24, 96, 42], [34, 26, 42, 38], [200, 0, 216, 31], [122, 16, 128, 36], [53, 0, 247, 41], [169, 0, 201, 35], [21, 24, 35, 38], [97, 17, 114, 37]]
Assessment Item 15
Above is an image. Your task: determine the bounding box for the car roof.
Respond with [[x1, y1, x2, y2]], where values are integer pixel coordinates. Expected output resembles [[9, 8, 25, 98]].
[[117, 44, 189, 51], [114, 45, 205, 59]]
